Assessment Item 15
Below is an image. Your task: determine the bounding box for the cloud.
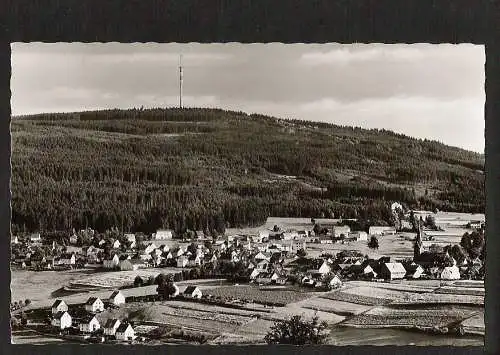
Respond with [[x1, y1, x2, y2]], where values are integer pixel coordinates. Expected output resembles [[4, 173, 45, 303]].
[[298, 44, 480, 66], [86, 52, 232, 66]]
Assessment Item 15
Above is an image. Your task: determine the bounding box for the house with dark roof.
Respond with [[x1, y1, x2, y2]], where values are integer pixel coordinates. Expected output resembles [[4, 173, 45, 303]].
[[84, 297, 105, 313], [183, 286, 202, 299], [51, 299, 68, 315], [79, 315, 100, 333], [103, 319, 121, 336], [109, 290, 126, 306], [115, 322, 135, 341], [51, 311, 72, 329]]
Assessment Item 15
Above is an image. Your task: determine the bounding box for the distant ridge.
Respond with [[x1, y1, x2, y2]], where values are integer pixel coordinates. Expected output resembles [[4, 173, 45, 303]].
[[10, 107, 484, 233]]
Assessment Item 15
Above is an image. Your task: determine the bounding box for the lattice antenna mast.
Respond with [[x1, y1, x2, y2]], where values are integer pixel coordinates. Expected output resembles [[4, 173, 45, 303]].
[[179, 54, 183, 109]]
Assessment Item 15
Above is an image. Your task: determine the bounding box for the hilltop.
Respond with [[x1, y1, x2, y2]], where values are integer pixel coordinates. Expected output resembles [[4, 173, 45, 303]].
[[10, 107, 484, 234]]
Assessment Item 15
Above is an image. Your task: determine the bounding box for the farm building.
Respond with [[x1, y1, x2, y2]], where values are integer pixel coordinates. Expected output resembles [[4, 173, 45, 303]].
[[405, 263, 424, 279], [256, 272, 274, 285], [85, 297, 105, 313], [56, 253, 76, 266], [275, 275, 288, 285], [348, 231, 368, 241], [52, 311, 72, 329], [103, 254, 120, 269], [183, 286, 203, 299], [109, 290, 126, 306], [119, 259, 146, 271], [112, 240, 121, 249], [350, 264, 377, 279], [333, 225, 351, 238], [115, 323, 135, 341], [254, 252, 271, 262], [441, 265, 461, 280], [380, 262, 407, 280], [79, 315, 100, 333], [307, 260, 331, 275], [51, 299, 68, 315], [104, 319, 121, 336], [154, 229, 174, 240], [369, 226, 396, 236]]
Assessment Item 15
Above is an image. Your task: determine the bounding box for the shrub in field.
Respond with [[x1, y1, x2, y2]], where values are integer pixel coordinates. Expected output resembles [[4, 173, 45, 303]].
[[264, 315, 329, 345], [134, 276, 144, 288]]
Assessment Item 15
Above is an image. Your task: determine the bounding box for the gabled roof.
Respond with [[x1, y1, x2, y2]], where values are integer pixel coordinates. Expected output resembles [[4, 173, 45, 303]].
[[104, 318, 120, 328], [116, 322, 133, 333], [184, 285, 200, 294], [85, 297, 101, 305], [383, 262, 407, 274], [53, 311, 69, 319], [110, 290, 123, 299], [52, 299, 66, 308], [80, 315, 99, 324]]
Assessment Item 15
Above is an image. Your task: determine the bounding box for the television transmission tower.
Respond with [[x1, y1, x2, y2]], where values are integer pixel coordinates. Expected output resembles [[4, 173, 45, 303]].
[[179, 54, 183, 109]]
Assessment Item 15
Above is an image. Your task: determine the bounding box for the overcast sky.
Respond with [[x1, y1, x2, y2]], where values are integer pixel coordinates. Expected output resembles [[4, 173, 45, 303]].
[[11, 43, 485, 153]]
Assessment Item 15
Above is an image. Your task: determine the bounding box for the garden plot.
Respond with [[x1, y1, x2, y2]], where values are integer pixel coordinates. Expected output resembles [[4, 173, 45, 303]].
[[435, 286, 484, 297], [346, 280, 438, 294], [70, 269, 165, 288], [338, 286, 412, 304], [344, 305, 478, 328], [203, 286, 313, 306], [394, 293, 484, 306], [302, 297, 372, 316], [461, 311, 485, 335]]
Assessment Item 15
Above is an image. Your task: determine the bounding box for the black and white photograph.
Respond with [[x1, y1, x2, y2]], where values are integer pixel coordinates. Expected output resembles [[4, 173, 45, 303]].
[[9, 42, 485, 346]]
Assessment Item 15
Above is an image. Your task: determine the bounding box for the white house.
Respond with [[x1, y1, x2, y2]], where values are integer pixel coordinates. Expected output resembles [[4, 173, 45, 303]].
[[380, 262, 407, 280], [258, 230, 270, 241], [154, 229, 174, 240], [115, 323, 135, 341], [69, 234, 78, 245], [308, 260, 331, 275], [144, 243, 157, 255], [255, 259, 270, 272], [283, 231, 298, 240], [183, 285, 203, 299], [29, 233, 42, 243], [249, 268, 261, 280], [328, 274, 343, 289], [369, 226, 397, 236], [51, 299, 68, 315], [333, 225, 351, 238], [158, 244, 170, 253], [84, 297, 105, 313], [348, 231, 368, 241], [79, 315, 100, 333], [441, 265, 461, 280], [55, 253, 76, 266], [254, 252, 271, 262], [103, 254, 120, 269], [103, 319, 121, 336], [51, 311, 72, 330], [124, 233, 136, 248], [187, 255, 202, 267], [177, 255, 188, 268], [109, 290, 126, 306], [405, 263, 424, 279], [112, 240, 121, 249]]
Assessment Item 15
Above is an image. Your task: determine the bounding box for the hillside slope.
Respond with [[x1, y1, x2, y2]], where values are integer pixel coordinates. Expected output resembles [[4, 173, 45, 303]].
[[10, 108, 484, 234]]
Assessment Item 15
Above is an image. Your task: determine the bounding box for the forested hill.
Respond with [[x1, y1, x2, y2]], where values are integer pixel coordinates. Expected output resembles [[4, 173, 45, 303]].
[[11, 107, 484, 234]]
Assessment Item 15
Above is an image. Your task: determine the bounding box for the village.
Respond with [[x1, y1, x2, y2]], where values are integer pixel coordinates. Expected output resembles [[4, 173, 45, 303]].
[[10, 205, 486, 344]]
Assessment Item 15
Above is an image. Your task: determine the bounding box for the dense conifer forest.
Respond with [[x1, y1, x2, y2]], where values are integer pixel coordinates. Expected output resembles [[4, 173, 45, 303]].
[[11, 108, 484, 235]]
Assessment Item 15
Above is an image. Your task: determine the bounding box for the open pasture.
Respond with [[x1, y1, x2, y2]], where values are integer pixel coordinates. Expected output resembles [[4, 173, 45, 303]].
[[69, 269, 175, 289], [306, 297, 372, 315], [393, 292, 484, 306], [203, 285, 313, 306], [346, 280, 438, 294]]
